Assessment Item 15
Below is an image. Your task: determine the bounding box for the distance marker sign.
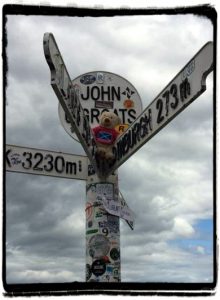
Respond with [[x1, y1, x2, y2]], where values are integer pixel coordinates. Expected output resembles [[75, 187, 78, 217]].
[[59, 71, 143, 141], [6, 145, 88, 180], [105, 41, 214, 177]]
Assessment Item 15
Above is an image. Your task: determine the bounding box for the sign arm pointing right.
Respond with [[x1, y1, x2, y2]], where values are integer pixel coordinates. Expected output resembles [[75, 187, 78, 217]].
[[106, 41, 214, 177]]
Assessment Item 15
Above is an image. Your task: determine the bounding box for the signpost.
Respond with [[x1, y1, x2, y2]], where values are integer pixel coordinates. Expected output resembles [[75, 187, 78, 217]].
[[6, 33, 213, 284]]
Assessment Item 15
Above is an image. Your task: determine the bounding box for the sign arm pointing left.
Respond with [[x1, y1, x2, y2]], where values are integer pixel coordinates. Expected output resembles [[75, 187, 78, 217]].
[[43, 33, 100, 177], [5, 144, 89, 180]]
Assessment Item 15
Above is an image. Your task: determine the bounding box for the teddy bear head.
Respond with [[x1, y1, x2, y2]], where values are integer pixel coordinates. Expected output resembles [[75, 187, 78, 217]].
[[99, 111, 121, 129]]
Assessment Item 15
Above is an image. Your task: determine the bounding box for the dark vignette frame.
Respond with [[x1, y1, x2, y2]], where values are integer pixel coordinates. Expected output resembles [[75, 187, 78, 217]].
[[2, 3, 217, 296]]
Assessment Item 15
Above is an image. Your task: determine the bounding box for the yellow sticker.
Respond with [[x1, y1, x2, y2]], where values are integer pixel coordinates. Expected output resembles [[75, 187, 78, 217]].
[[115, 124, 129, 134]]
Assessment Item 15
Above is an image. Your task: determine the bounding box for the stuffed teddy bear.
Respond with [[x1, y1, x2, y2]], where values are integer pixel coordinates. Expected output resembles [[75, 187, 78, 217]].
[[92, 111, 121, 161]]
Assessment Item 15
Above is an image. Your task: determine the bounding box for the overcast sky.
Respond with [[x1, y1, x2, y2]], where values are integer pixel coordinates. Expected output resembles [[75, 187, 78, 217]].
[[4, 1, 215, 285]]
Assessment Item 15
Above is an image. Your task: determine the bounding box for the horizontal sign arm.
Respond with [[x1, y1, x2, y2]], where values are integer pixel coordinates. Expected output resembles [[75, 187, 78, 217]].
[[5, 144, 89, 180], [105, 41, 214, 177]]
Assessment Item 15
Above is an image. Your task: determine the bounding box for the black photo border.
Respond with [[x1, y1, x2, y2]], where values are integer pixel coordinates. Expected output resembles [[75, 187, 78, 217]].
[[2, 3, 217, 296]]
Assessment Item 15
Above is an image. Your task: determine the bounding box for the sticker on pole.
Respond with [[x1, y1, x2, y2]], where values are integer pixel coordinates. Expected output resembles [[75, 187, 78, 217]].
[[88, 234, 110, 258], [95, 183, 135, 224], [102, 195, 135, 224], [58, 71, 143, 141]]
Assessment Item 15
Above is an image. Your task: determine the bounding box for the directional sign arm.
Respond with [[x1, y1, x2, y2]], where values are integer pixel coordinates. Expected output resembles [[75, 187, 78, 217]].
[[106, 41, 214, 177], [43, 33, 99, 176], [5, 144, 89, 180], [43, 33, 73, 123]]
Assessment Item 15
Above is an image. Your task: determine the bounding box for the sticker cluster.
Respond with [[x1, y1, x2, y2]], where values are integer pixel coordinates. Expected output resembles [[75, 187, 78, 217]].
[[85, 181, 120, 282]]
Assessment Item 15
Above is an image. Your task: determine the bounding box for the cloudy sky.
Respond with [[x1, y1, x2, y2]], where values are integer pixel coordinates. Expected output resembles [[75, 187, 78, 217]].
[[4, 1, 215, 286]]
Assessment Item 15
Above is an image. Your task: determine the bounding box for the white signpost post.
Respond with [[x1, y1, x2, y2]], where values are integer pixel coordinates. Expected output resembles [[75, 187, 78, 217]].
[[85, 173, 121, 282], [6, 33, 213, 285]]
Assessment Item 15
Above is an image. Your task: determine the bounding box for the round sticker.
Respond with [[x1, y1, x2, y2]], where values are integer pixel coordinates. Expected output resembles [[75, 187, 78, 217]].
[[91, 259, 106, 276], [110, 248, 120, 261], [88, 234, 110, 258]]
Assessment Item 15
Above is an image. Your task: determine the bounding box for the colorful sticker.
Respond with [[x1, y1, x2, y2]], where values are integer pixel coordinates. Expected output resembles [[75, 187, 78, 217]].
[[91, 259, 106, 276], [106, 265, 113, 273], [115, 124, 129, 134], [86, 229, 98, 235], [80, 74, 96, 85], [123, 99, 135, 109]]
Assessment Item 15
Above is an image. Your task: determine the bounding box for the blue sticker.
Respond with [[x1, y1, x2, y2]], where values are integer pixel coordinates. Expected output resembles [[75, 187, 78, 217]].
[[80, 75, 96, 85], [10, 153, 22, 165]]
